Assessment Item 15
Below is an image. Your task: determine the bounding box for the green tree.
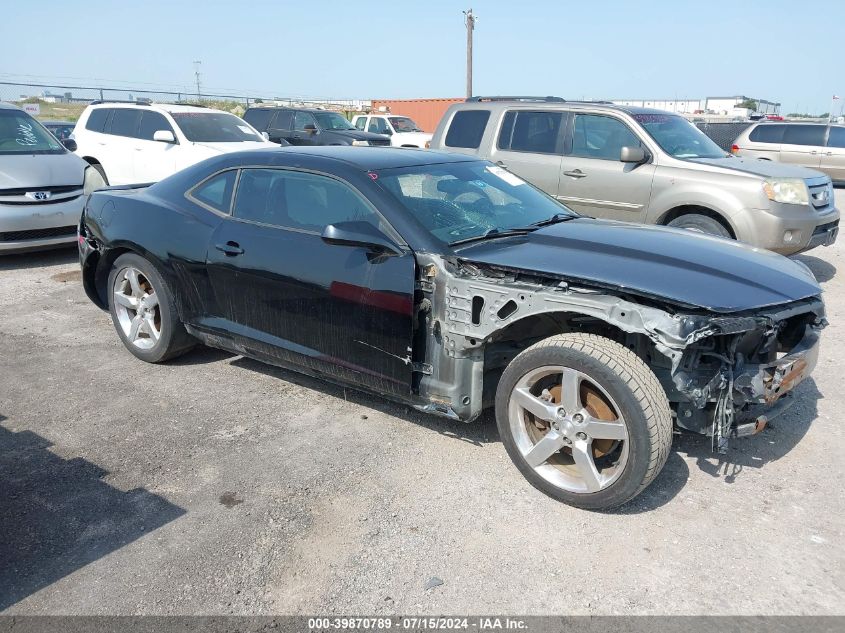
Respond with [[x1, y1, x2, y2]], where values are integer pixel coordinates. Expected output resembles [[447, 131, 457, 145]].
[[737, 99, 758, 110]]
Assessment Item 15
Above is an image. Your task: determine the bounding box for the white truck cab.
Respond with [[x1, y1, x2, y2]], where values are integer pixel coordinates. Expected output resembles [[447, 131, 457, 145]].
[[352, 114, 432, 148]]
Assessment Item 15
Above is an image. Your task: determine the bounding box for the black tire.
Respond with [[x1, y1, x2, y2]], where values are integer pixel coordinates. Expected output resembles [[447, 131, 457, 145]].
[[667, 213, 731, 238], [88, 162, 109, 186], [495, 333, 673, 510], [107, 253, 194, 363]]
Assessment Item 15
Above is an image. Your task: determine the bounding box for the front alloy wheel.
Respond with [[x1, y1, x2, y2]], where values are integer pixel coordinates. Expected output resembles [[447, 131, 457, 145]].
[[509, 365, 629, 494], [495, 333, 673, 510]]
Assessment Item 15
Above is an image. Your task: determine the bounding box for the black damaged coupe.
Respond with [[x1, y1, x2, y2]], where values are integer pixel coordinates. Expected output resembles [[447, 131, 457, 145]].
[[79, 147, 825, 509]]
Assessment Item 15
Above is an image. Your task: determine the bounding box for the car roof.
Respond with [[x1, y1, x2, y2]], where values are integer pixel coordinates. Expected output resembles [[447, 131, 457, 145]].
[[198, 146, 479, 172], [87, 102, 226, 115], [246, 106, 342, 114], [0, 101, 22, 111], [456, 99, 675, 117], [43, 120, 75, 125], [274, 146, 476, 169]]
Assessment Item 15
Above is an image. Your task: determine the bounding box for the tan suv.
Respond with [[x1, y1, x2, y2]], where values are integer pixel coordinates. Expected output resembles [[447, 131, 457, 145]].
[[732, 122, 845, 185], [430, 97, 839, 255]]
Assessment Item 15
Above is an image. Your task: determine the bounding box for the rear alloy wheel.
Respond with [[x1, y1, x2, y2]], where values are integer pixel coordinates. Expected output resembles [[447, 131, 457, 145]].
[[107, 253, 194, 363], [667, 213, 731, 238], [495, 333, 673, 510]]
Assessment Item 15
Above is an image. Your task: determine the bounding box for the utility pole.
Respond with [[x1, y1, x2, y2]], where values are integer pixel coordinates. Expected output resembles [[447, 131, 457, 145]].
[[463, 9, 475, 99], [193, 60, 202, 100]]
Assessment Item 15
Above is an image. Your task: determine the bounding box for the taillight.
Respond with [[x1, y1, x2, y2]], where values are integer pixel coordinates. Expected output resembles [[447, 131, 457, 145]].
[[731, 144, 740, 154]]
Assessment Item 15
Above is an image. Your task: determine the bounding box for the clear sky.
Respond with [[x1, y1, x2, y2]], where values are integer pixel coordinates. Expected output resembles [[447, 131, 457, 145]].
[[2, 0, 842, 114]]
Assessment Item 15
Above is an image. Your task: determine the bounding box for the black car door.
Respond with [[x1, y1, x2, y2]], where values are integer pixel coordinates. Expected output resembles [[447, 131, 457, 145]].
[[291, 111, 319, 146], [267, 110, 294, 144], [204, 167, 415, 395]]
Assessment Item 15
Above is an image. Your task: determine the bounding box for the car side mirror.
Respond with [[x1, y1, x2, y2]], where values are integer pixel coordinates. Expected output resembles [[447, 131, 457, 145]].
[[620, 146, 646, 163], [153, 130, 176, 143], [304, 124, 318, 133], [61, 138, 77, 152], [383, 128, 393, 136], [322, 221, 400, 255]]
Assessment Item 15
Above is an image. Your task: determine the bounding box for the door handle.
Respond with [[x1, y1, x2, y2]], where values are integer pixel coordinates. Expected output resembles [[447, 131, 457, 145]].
[[824, 151, 833, 156], [563, 169, 587, 179], [215, 241, 243, 256], [810, 151, 818, 155], [496, 160, 507, 167]]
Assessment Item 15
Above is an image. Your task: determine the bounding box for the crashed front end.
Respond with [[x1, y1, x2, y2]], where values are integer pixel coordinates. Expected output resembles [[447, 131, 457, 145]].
[[411, 253, 825, 452], [666, 298, 824, 451]]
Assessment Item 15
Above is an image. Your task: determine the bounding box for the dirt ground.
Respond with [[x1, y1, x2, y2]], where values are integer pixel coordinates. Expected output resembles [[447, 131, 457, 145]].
[[1, 205, 844, 615]]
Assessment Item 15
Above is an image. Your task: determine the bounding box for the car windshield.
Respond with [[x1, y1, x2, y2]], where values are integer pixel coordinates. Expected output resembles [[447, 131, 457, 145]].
[[0, 109, 65, 155], [389, 117, 423, 132], [313, 111, 356, 130], [171, 112, 265, 143], [373, 161, 578, 245], [633, 113, 726, 159]]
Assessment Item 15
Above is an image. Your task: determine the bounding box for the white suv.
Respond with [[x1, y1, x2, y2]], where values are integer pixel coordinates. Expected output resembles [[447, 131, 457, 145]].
[[72, 102, 277, 185], [352, 114, 432, 148]]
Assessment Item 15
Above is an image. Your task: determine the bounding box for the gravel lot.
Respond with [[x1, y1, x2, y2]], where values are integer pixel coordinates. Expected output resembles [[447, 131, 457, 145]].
[[2, 195, 844, 615]]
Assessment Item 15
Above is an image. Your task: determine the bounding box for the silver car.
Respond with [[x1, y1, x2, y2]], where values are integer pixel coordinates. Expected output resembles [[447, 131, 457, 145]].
[[732, 121, 845, 185], [0, 102, 101, 253], [430, 97, 839, 255]]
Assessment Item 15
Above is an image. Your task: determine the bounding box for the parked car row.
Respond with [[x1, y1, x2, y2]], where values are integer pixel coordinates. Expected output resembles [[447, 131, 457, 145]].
[[0, 100, 429, 252], [2, 95, 841, 260]]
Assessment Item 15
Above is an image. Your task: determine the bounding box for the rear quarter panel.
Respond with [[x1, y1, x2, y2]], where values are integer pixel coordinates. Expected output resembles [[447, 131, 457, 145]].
[[83, 187, 222, 322]]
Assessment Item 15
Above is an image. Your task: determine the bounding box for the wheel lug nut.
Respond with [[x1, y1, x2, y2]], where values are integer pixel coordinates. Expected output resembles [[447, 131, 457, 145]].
[[573, 414, 583, 424], [576, 432, 587, 440], [557, 407, 566, 417]]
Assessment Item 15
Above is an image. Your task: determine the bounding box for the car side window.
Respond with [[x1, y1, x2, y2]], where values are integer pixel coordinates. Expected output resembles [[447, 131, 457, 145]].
[[110, 108, 143, 138], [445, 110, 491, 148], [355, 117, 367, 131], [827, 127, 845, 149], [191, 170, 237, 213], [782, 125, 826, 147], [86, 108, 110, 133], [497, 110, 563, 154], [244, 109, 274, 131], [369, 117, 387, 134], [294, 112, 316, 131], [749, 124, 785, 143], [232, 169, 380, 233], [271, 110, 293, 130], [138, 111, 174, 141], [570, 114, 641, 160]]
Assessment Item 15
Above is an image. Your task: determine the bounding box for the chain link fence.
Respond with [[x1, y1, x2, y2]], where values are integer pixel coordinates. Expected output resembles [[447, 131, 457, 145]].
[[0, 81, 369, 121], [694, 121, 753, 151]]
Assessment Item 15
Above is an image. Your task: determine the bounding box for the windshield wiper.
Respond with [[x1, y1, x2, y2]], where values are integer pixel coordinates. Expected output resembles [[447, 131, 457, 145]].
[[529, 213, 578, 228], [451, 226, 538, 246]]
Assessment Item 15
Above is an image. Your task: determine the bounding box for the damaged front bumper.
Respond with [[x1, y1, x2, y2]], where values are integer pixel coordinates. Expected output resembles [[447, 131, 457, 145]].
[[735, 327, 820, 406]]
